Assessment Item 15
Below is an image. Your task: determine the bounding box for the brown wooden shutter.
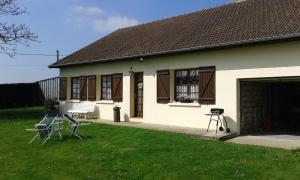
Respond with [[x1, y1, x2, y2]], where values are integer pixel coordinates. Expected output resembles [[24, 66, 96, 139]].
[[112, 74, 123, 102], [198, 66, 215, 104], [59, 77, 67, 101], [157, 70, 170, 103], [88, 76, 96, 101], [80, 76, 87, 101]]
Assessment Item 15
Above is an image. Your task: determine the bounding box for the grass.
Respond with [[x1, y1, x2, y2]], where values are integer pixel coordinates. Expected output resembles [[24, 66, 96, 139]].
[[1, 107, 300, 179]]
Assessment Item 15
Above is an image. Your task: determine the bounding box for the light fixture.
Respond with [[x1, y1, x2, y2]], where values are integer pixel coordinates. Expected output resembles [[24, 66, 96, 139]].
[[139, 58, 144, 62], [129, 66, 134, 76]]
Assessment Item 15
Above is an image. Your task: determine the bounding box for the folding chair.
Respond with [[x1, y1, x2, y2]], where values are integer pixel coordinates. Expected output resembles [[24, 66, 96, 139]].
[[26, 113, 63, 144], [63, 114, 90, 139]]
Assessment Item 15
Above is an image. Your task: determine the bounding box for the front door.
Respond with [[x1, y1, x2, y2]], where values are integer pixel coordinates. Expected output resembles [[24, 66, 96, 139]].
[[134, 72, 143, 117]]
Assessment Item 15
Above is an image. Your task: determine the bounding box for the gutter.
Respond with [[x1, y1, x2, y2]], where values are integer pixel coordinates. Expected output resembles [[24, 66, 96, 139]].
[[49, 33, 300, 68]]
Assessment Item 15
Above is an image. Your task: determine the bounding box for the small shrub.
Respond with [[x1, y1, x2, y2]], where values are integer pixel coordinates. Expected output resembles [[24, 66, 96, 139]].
[[44, 99, 58, 115]]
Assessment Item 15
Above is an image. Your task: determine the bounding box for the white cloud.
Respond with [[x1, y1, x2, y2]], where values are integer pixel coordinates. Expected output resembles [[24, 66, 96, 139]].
[[65, 16, 88, 27], [92, 16, 139, 32], [66, 4, 139, 33], [70, 5, 104, 16]]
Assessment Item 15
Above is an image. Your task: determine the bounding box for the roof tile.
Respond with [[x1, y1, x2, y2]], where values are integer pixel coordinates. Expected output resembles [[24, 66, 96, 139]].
[[50, 0, 300, 68]]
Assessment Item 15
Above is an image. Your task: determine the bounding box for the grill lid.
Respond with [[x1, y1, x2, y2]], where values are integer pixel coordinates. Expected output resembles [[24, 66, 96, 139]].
[[211, 108, 224, 114]]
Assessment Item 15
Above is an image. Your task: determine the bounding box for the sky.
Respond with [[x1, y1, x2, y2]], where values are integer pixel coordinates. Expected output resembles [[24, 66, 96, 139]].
[[0, 0, 230, 84]]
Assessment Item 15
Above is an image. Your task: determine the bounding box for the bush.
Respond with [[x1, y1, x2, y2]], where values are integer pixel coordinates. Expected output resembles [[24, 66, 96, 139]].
[[44, 99, 58, 115]]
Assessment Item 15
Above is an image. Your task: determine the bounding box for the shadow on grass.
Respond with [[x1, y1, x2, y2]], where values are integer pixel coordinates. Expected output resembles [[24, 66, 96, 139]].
[[28, 133, 95, 145], [0, 106, 44, 122], [291, 148, 300, 154], [60, 135, 95, 141]]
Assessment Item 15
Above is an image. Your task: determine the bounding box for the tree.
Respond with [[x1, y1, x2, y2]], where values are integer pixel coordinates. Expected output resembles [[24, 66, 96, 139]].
[[0, 0, 38, 56]]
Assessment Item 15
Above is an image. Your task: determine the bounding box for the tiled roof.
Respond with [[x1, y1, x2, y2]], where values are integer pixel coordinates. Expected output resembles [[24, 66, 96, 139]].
[[50, 0, 300, 68]]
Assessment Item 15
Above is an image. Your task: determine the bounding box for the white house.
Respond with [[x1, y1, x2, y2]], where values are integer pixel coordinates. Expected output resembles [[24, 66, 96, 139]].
[[50, 0, 300, 135]]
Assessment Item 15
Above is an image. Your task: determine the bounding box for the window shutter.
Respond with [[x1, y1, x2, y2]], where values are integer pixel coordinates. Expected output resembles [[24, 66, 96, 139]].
[[88, 76, 96, 101], [112, 74, 123, 102], [80, 76, 87, 101], [59, 77, 67, 101], [198, 66, 215, 104], [157, 70, 170, 103]]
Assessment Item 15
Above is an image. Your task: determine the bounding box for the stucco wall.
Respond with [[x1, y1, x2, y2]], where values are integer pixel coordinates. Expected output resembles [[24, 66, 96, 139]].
[[59, 41, 300, 134]]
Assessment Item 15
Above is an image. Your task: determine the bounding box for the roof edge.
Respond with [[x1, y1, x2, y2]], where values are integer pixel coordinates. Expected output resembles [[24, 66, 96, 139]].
[[49, 33, 300, 68]]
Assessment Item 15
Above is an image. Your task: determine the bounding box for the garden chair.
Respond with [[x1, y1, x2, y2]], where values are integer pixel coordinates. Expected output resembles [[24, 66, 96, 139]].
[[63, 114, 90, 139], [26, 113, 63, 144]]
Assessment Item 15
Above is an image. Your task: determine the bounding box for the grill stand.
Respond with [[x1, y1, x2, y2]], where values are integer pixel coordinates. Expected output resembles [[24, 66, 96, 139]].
[[207, 110, 230, 134]]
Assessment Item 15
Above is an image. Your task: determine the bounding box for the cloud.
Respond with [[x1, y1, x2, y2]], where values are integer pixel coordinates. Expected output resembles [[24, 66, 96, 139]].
[[65, 16, 88, 27], [70, 5, 104, 16], [66, 4, 139, 33], [92, 16, 139, 32]]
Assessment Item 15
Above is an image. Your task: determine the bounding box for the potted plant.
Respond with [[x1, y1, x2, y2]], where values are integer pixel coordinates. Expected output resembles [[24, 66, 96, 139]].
[[44, 98, 59, 115], [178, 95, 195, 103]]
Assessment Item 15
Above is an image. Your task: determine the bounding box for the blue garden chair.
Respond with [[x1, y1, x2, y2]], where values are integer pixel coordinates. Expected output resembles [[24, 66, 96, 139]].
[[26, 113, 63, 144], [63, 114, 89, 139]]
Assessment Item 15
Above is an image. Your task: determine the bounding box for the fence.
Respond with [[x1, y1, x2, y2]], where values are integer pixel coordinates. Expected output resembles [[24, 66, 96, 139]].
[[0, 77, 60, 109], [0, 83, 44, 108], [37, 77, 60, 101]]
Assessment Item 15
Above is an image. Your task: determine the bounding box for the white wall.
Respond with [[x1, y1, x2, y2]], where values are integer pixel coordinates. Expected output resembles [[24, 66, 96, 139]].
[[60, 41, 300, 134]]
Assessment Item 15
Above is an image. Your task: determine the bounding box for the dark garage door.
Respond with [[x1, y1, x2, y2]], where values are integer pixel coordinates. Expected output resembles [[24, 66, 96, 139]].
[[240, 78, 300, 135]]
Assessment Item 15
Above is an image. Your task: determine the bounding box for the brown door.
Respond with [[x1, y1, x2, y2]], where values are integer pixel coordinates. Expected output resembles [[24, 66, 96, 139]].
[[134, 72, 143, 117]]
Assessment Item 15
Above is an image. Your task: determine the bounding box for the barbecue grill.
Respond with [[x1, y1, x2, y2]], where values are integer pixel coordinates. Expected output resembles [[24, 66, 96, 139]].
[[211, 108, 224, 115], [207, 108, 230, 134]]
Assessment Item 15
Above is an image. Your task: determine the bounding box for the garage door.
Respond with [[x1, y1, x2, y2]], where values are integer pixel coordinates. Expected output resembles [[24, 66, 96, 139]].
[[240, 77, 300, 135]]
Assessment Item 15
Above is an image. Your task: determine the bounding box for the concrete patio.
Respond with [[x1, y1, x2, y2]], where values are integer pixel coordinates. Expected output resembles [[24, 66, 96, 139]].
[[81, 119, 300, 150], [82, 119, 234, 140], [228, 134, 300, 150]]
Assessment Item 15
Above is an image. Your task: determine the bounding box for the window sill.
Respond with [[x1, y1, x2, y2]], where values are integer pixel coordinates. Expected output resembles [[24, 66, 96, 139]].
[[168, 102, 200, 107], [96, 100, 114, 104]]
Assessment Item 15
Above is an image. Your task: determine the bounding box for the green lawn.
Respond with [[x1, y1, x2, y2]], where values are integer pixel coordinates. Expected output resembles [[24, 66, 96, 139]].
[[0, 107, 300, 179]]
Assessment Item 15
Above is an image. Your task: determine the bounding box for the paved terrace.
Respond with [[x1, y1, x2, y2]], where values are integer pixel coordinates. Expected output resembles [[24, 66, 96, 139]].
[[81, 119, 300, 150], [228, 134, 300, 150], [82, 119, 234, 140]]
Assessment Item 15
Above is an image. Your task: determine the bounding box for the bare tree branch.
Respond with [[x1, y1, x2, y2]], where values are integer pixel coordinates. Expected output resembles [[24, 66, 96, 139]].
[[0, 0, 25, 16], [0, 0, 38, 56]]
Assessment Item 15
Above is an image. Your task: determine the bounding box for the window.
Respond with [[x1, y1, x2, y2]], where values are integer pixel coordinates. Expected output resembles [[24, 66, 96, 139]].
[[175, 69, 199, 101], [71, 77, 80, 99], [101, 75, 112, 100]]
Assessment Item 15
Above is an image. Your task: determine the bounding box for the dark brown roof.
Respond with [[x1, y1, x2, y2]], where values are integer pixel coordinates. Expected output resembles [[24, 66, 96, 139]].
[[50, 0, 300, 68]]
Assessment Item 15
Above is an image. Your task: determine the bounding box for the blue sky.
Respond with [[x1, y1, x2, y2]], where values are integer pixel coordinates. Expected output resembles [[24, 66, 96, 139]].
[[0, 0, 230, 83]]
